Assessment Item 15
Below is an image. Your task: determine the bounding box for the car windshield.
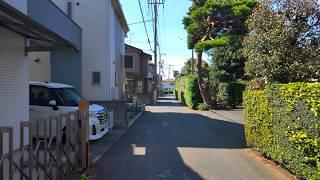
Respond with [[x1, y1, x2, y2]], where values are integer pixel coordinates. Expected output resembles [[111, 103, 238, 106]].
[[54, 88, 84, 106]]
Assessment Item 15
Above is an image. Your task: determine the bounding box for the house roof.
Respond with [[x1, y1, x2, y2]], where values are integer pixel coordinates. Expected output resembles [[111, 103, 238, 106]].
[[125, 44, 152, 61], [111, 0, 129, 34]]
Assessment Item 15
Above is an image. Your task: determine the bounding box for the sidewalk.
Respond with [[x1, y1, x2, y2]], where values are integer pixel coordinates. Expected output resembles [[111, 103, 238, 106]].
[[211, 109, 244, 123]]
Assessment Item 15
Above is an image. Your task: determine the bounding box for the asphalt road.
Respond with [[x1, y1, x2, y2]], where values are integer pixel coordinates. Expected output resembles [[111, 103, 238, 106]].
[[94, 96, 285, 180]]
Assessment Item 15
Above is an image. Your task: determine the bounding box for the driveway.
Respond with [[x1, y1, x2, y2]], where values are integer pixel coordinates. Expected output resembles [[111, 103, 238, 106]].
[[94, 95, 289, 180]]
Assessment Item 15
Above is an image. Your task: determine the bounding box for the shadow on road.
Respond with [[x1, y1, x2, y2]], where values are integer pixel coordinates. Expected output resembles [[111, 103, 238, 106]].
[[95, 96, 246, 180]]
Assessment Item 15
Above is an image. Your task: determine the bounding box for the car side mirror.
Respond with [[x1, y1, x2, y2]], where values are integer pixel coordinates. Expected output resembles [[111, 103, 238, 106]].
[[49, 100, 59, 111]]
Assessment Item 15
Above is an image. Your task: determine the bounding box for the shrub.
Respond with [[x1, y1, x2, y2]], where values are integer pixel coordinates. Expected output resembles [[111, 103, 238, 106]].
[[197, 103, 210, 111], [216, 81, 246, 108], [243, 83, 320, 179], [229, 81, 246, 107], [174, 78, 181, 100], [184, 75, 202, 109], [216, 82, 230, 108], [174, 77, 186, 103]]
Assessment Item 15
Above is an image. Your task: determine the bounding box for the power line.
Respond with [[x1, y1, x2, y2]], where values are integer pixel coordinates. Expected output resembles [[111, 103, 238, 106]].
[[148, 0, 165, 98], [137, 0, 153, 52], [128, 19, 153, 26]]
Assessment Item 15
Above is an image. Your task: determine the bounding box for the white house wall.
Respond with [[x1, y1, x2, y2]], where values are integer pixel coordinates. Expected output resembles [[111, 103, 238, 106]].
[[72, 0, 109, 101], [109, 2, 117, 100], [4, 0, 27, 14], [28, 52, 51, 82], [48, 0, 126, 101], [114, 15, 126, 99], [0, 26, 29, 152]]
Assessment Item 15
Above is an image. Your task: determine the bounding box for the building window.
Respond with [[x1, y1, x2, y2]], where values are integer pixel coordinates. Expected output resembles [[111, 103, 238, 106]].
[[67, 2, 72, 17], [92, 72, 101, 85], [125, 55, 134, 68]]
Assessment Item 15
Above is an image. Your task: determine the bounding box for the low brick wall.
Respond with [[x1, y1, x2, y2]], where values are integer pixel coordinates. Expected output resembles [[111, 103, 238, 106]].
[[92, 101, 128, 129]]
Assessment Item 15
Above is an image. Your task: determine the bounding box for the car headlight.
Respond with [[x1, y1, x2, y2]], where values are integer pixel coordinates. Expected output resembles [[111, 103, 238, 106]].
[[89, 111, 97, 118]]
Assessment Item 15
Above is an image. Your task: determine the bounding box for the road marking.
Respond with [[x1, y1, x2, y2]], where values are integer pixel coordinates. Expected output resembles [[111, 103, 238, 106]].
[[161, 121, 171, 127], [158, 169, 173, 178], [132, 146, 146, 156]]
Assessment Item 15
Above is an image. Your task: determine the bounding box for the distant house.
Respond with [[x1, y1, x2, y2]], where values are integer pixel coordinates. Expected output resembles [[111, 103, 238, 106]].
[[125, 44, 155, 104], [162, 79, 175, 94]]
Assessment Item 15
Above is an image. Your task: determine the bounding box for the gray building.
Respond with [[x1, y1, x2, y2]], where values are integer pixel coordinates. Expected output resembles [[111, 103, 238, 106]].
[[27, 0, 82, 91]]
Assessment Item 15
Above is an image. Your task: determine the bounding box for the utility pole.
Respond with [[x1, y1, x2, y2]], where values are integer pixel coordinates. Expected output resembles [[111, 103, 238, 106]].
[[149, 0, 164, 100], [167, 65, 174, 80], [153, 0, 158, 99]]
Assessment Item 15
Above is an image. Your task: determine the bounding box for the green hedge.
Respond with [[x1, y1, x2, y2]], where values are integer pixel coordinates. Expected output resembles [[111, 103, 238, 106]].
[[174, 78, 181, 100], [174, 77, 185, 103], [184, 75, 203, 109], [197, 103, 210, 111], [229, 81, 246, 107], [244, 83, 320, 179], [216, 81, 246, 108]]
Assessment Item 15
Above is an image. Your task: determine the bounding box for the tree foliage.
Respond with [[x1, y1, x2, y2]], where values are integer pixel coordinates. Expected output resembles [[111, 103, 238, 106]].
[[181, 58, 209, 78], [183, 0, 256, 106], [183, 0, 256, 50], [243, 0, 320, 83]]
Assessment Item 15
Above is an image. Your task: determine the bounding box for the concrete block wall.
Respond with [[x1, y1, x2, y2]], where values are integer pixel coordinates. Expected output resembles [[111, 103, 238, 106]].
[[92, 101, 128, 129]]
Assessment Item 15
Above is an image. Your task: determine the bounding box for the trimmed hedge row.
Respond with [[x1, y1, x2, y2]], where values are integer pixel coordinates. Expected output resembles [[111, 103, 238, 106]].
[[174, 75, 202, 109], [243, 83, 320, 179], [184, 75, 203, 109], [174, 77, 181, 100], [175, 75, 245, 110], [174, 77, 185, 103]]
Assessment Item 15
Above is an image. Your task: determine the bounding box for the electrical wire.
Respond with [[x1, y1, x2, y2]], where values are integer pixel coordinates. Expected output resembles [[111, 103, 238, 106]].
[[128, 19, 153, 26], [137, 0, 153, 52]]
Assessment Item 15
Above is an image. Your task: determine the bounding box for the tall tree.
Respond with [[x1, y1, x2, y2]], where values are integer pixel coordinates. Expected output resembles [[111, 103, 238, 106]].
[[183, 0, 256, 105], [243, 0, 320, 83], [181, 58, 209, 78]]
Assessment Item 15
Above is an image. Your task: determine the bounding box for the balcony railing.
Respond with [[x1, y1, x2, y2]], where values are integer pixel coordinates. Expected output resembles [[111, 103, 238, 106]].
[[27, 0, 81, 50]]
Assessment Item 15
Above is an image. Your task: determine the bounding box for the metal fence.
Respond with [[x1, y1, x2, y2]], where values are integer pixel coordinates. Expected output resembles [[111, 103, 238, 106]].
[[0, 110, 88, 180], [127, 103, 145, 120]]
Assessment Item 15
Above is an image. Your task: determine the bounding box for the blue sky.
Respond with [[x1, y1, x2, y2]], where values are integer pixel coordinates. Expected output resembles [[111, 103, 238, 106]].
[[120, 0, 192, 79]]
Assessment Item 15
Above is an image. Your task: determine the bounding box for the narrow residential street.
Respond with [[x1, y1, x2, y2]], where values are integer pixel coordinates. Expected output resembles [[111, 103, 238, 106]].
[[94, 95, 288, 180]]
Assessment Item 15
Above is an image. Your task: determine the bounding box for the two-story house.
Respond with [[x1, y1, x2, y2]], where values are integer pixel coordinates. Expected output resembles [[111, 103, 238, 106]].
[[125, 44, 155, 104], [0, 0, 81, 151]]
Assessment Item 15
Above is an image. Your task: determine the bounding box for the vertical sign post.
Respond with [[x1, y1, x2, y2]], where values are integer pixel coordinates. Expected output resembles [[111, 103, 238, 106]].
[[79, 100, 89, 169]]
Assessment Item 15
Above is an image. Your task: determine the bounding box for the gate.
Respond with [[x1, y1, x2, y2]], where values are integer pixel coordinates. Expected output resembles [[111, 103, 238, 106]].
[[0, 110, 88, 180]]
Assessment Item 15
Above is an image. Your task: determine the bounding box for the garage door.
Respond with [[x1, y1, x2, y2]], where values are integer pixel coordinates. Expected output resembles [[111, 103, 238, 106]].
[[0, 26, 28, 152]]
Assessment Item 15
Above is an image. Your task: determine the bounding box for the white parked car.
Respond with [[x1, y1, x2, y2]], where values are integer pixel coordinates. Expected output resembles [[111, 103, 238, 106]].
[[29, 81, 109, 140]]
